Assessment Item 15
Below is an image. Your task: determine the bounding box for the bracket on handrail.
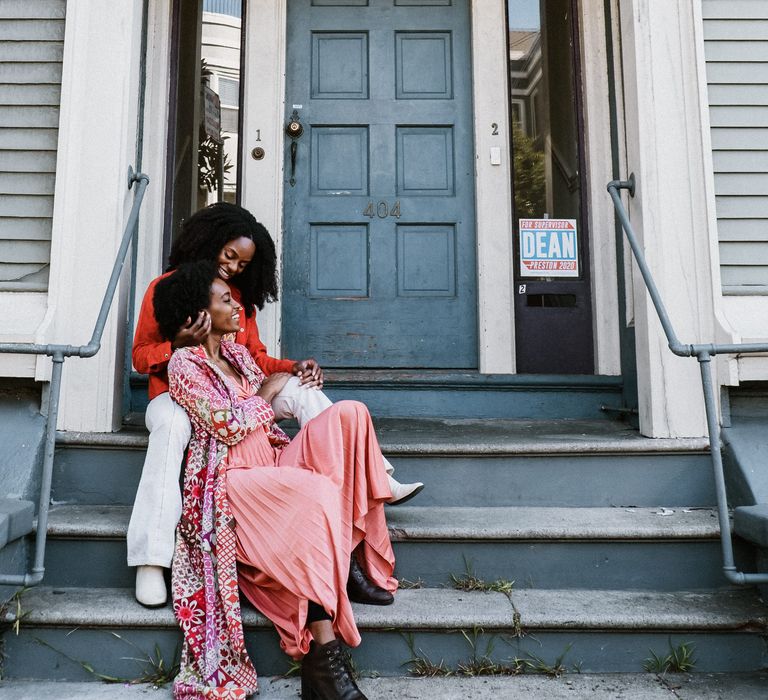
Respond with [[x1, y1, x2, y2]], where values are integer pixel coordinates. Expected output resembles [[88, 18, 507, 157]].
[[611, 172, 635, 198], [127, 165, 148, 190]]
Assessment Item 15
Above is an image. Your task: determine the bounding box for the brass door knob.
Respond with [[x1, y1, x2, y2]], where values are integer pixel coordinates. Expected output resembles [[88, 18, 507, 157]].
[[285, 110, 303, 139]]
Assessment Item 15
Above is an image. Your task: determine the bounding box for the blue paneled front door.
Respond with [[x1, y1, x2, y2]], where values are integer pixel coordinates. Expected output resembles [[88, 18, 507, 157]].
[[282, 0, 477, 368]]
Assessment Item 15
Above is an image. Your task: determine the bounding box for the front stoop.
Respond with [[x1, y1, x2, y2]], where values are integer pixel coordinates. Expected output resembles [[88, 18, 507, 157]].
[[3, 417, 765, 684], [4, 587, 767, 680]]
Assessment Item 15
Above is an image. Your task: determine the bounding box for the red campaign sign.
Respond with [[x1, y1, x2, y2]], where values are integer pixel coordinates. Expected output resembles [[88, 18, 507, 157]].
[[519, 218, 579, 278]]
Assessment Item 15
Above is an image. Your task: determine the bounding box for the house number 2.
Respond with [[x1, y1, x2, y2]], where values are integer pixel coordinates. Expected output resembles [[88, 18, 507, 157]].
[[363, 201, 401, 219]]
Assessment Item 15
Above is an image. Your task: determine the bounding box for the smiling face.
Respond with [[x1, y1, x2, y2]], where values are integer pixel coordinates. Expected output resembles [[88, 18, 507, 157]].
[[207, 277, 242, 335], [216, 236, 256, 281]]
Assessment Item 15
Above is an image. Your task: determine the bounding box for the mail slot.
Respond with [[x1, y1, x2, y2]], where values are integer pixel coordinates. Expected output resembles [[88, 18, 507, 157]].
[[526, 294, 577, 308]]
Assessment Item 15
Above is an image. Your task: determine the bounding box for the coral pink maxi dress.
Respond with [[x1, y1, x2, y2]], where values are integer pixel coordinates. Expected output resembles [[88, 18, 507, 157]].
[[225, 375, 397, 658]]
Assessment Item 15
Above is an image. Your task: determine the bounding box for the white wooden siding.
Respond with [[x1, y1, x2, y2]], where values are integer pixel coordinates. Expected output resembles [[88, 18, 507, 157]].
[[0, 0, 65, 292], [703, 0, 768, 294]]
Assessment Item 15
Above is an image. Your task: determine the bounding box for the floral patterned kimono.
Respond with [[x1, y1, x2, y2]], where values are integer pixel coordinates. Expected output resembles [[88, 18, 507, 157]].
[[166, 341, 396, 699], [168, 342, 288, 699]]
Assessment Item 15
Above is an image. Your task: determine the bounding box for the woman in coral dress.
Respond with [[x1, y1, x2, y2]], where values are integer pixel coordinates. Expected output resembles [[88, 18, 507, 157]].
[[156, 261, 398, 700]]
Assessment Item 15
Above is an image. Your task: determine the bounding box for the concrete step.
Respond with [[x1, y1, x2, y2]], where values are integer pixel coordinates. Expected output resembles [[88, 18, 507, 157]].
[[3, 587, 767, 680], [40, 504, 746, 590], [4, 673, 768, 699], [53, 419, 714, 507], [129, 370, 626, 420]]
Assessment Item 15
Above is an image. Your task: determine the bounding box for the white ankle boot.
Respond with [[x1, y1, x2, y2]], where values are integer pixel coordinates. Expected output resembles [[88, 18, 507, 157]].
[[386, 475, 424, 505], [135, 565, 167, 607]]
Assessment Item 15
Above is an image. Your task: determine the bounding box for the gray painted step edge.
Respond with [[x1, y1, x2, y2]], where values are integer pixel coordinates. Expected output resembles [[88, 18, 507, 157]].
[[12, 587, 768, 632], [132, 369, 625, 389], [44, 505, 723, 541], [56, 419, 710, 455]]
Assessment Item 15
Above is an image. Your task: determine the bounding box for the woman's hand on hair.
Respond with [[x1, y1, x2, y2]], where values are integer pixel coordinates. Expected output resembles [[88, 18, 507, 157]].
[[293, 358, 324, 389], [171, 311, 211, 349], [257, 372, 292, 403]]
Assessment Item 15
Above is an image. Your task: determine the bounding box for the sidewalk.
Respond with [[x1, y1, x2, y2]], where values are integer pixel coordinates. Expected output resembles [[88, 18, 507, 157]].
[[1, 673, 767, 699]]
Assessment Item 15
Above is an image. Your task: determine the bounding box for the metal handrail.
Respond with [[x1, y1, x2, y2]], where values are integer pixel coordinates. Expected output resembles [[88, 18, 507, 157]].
[[608, 174, 768, 585], [0, 168, 150, 586]]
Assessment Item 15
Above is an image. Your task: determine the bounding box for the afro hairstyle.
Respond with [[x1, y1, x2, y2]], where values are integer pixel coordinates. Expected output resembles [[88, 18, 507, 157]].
[[167, 201, 278, 316], [153, 260, 220, 342]]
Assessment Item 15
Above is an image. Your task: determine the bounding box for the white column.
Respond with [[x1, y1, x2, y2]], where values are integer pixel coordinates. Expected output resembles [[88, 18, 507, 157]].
[[39, 0, 145, 431], [240, 0, 288, 357], [471, 0, 516, 373], [133, 0, 173, 318], [581, 0, 623, 376], [618, 0, 721, 437]]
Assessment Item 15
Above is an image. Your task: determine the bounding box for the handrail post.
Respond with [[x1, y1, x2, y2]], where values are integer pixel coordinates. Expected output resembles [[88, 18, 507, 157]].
[[697, 351, 743, 584], [0, 170, 150, 587], [607, 174, 768, 585], [29, 353, 64, 584]]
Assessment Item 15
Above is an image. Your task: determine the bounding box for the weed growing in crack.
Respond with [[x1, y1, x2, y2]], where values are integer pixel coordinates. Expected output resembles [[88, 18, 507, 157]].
[[0, 587, 29, 637], [402, 632, 453, 677], [397, 577, 425, 590], [1, 589, 30, 680], [450, 557, 514, 595], [456, 627, 523, 676], [643, 640, 697, 673], [518, 643, 574, 677], [403, 628, 528, 678], [35, 633, 179, 685], [275, 658, 302, 679], [510, 609, 524, 638]]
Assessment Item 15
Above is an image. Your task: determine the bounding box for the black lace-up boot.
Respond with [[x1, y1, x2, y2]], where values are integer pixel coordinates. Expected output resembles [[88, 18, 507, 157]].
[[301, 639, 366, 700], [346, 555, 394, 606]]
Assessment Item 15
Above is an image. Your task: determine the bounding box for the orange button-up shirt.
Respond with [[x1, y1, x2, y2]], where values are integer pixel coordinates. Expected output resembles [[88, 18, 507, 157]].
[[132, 272, 296, 401]]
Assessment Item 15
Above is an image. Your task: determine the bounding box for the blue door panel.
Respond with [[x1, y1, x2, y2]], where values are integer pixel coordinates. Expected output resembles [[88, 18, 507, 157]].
[[310, 225, 369, 297], [397, 127, 454, 194], [283, 0, 477, 367], [310, 127, 369, 194], [311, 32, 369, 99], [395, 32, 453, 99]]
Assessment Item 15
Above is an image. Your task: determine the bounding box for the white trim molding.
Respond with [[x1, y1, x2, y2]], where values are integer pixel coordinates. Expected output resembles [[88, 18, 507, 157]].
[[42, 0, 146, 431], [618, 0, 722, 437], [580, 0, 622, 376], [240, 0, 288, 358], [471, 0, 516, 373], [133, 0, 174, 327]]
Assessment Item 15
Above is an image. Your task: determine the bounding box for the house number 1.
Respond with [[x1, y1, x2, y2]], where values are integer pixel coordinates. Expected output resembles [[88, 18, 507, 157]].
[[363, 201, 401, 219]]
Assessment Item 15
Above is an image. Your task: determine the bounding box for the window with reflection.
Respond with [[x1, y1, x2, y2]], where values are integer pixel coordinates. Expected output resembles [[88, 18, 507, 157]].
[[199, 0, 243, 207], [166, 0, 245, 252], [507, 0, 584, 245]]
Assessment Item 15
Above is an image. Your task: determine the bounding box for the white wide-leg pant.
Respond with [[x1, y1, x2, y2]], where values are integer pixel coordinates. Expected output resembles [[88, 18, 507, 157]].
[[126, 376, 394, 567]]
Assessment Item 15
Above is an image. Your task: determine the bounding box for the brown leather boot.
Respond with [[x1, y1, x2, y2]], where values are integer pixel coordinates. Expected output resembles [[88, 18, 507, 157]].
[[346, 556, 394, 606], [301, 639, 366, 700]]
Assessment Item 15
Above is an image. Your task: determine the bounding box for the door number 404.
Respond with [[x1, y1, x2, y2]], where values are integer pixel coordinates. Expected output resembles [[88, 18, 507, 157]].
[[363, 201, 401, 219]]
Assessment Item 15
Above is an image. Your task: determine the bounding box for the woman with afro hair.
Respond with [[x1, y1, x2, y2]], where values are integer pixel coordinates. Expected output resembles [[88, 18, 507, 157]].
[[128, 202, 422, 609], [154, 260, 397, 699]]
